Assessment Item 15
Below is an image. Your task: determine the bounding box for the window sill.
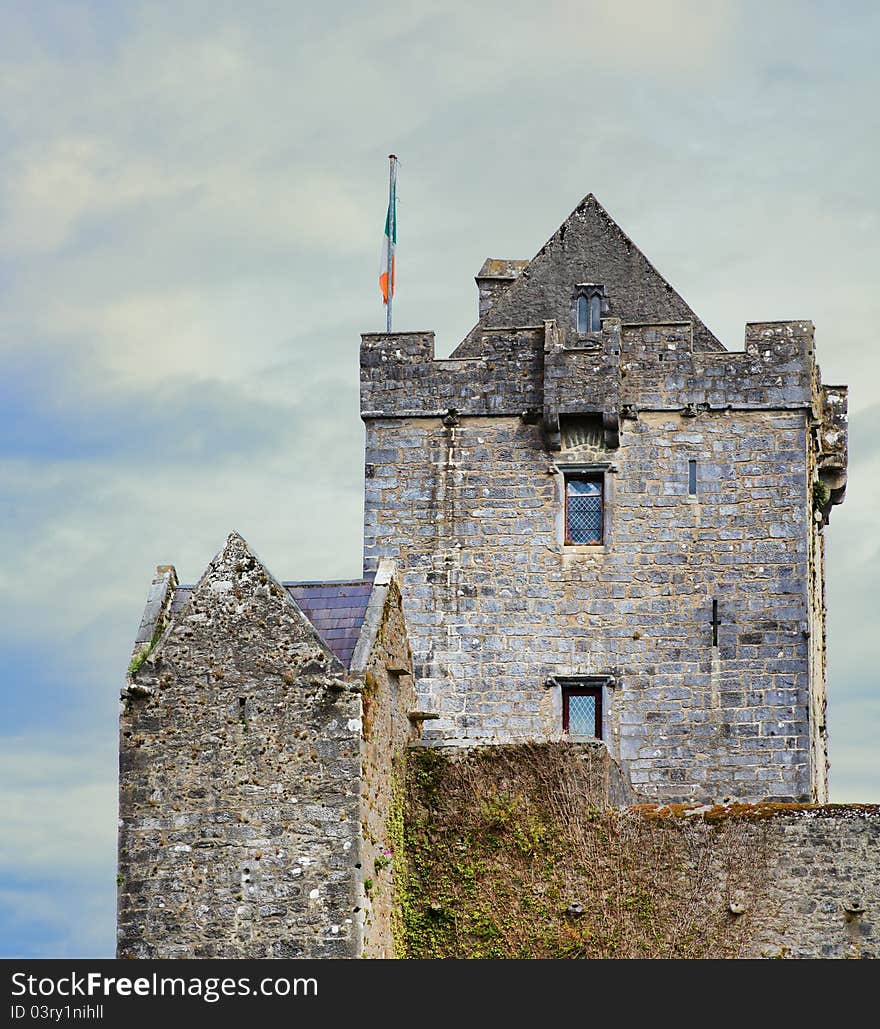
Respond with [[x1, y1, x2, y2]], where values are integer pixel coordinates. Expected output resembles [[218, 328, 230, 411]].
[[561, 542, 608, 554]]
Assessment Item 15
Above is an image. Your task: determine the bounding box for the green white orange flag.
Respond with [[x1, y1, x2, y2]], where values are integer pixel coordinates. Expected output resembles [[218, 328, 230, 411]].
[[380, 156, 398, 312]]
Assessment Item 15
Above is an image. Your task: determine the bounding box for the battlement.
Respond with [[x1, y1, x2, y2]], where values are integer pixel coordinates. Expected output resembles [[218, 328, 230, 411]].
[[360, 327, 545, 418], [361, 318, 825, 426]]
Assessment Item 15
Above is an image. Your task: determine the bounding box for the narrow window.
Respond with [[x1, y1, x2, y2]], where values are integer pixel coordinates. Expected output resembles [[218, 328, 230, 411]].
[[688, 459, 697, 495], [589, 294, 602, 332], [712, 598, 719, 647], [562, 686, 602, 738], [565, 475, 603, 544], [576, 295, 588, 333]]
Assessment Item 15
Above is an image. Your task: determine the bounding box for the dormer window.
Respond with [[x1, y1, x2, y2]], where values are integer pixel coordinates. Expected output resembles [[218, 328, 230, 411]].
[[573, 284, 607, 336]]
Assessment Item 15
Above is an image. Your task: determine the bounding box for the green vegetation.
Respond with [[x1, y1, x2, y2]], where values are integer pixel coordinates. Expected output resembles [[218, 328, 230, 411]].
[[397, 742, 766, 959], [127, 647, 150, 678], [126, 619, 167, 679], [387, 755, 408, 952]]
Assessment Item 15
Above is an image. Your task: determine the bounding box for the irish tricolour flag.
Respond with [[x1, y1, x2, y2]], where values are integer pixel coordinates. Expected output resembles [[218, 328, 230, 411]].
[[380, 157, 398, 308]]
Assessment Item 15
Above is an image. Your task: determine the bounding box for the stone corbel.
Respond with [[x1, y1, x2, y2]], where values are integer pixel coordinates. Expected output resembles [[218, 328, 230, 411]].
[[818, 385, 848, 514], [543, 406, 562, 451]]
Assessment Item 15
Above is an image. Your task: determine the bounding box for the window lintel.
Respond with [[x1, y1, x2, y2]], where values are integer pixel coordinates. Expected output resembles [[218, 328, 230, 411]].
[[558, 461, 614, 474], [545, 674, 616, 689]]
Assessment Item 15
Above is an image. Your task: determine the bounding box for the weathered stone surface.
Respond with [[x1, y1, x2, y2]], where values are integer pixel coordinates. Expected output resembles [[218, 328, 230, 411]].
[[132, 565, 177, 651], [454, 194, 723, 354], [361, 407, 822, 803], [118, 534, 414, 959], [740, 807, 880, 958], [354, 564, 418, 958], [362, 319, 820, 423], [120, 192, 858, 958], [360, 206, 847, 806]]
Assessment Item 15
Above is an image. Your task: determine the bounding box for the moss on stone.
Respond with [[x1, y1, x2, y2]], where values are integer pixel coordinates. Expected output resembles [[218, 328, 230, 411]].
[[387, 757, 409, 955], [361, 669, 380, 738]]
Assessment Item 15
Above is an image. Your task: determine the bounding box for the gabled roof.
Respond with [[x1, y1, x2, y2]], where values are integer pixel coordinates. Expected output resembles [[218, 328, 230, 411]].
[[168, 575, 374, 670], [453, 193, 723, 356], [135, 532, 348, 682]]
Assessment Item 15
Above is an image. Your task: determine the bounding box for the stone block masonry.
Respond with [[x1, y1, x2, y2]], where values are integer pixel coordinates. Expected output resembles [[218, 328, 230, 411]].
[[361, 205, 847, 805], [401, 742, 880, 959], [739, 806, 880, 958], [119, 191, 858, 957], [117, 535, 416, 958], [352, 569, 418, 958], [118, 534, 364, 958], [362, 407, 815, 803]]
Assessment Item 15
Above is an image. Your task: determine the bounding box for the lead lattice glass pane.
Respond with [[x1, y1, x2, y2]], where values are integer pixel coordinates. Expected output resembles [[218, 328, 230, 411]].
[[567, 479, 602, 543], [568, 694, 597, 735]]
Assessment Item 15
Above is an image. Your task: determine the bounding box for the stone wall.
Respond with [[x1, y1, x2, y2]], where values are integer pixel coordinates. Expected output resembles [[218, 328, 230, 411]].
[[362, 405, 819, 803], [117, 534, 364, 958], [359, 304, 851, 803], [362, 320, 822, 423], [739, 807, 880, 958], [353, 570, 418, 958], [807, 421, 829, 803], [401, 742, 880, 959], [360, 328, 545, 419]]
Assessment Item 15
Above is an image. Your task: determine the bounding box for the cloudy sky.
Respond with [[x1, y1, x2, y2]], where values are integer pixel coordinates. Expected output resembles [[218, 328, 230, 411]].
[[1, 0, 877, 958]]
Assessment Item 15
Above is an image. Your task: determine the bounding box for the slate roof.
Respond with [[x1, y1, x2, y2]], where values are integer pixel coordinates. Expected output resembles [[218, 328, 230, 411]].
[[286, 579, 374, 669], [168, 577, 375, 670]]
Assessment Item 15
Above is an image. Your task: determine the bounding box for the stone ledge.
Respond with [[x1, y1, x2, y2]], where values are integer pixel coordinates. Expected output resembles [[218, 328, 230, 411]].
[[633, 802, 880, 822]]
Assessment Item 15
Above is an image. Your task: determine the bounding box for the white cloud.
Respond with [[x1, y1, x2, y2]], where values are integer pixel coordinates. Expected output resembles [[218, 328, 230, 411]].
[[0, 735, 115, 878], [0, 0, 878, 958]]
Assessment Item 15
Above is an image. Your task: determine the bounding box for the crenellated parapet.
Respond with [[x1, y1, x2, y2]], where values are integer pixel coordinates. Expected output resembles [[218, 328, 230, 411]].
[[619, 320, 817, 412], [360, 328, 545, 419], [362, 319, 832, 432]]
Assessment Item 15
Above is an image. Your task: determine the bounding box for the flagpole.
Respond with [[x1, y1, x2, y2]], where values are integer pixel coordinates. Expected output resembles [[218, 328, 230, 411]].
[[386, 154, 397, 332]]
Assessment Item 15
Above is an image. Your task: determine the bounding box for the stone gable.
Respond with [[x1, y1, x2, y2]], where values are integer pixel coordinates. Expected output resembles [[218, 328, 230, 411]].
[[453, 194, 722, 355]]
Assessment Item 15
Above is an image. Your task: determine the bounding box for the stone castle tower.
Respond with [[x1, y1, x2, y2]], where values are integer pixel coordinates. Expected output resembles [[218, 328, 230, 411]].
[[361, 193, 847, 803], [117, 195, 855, 959]]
